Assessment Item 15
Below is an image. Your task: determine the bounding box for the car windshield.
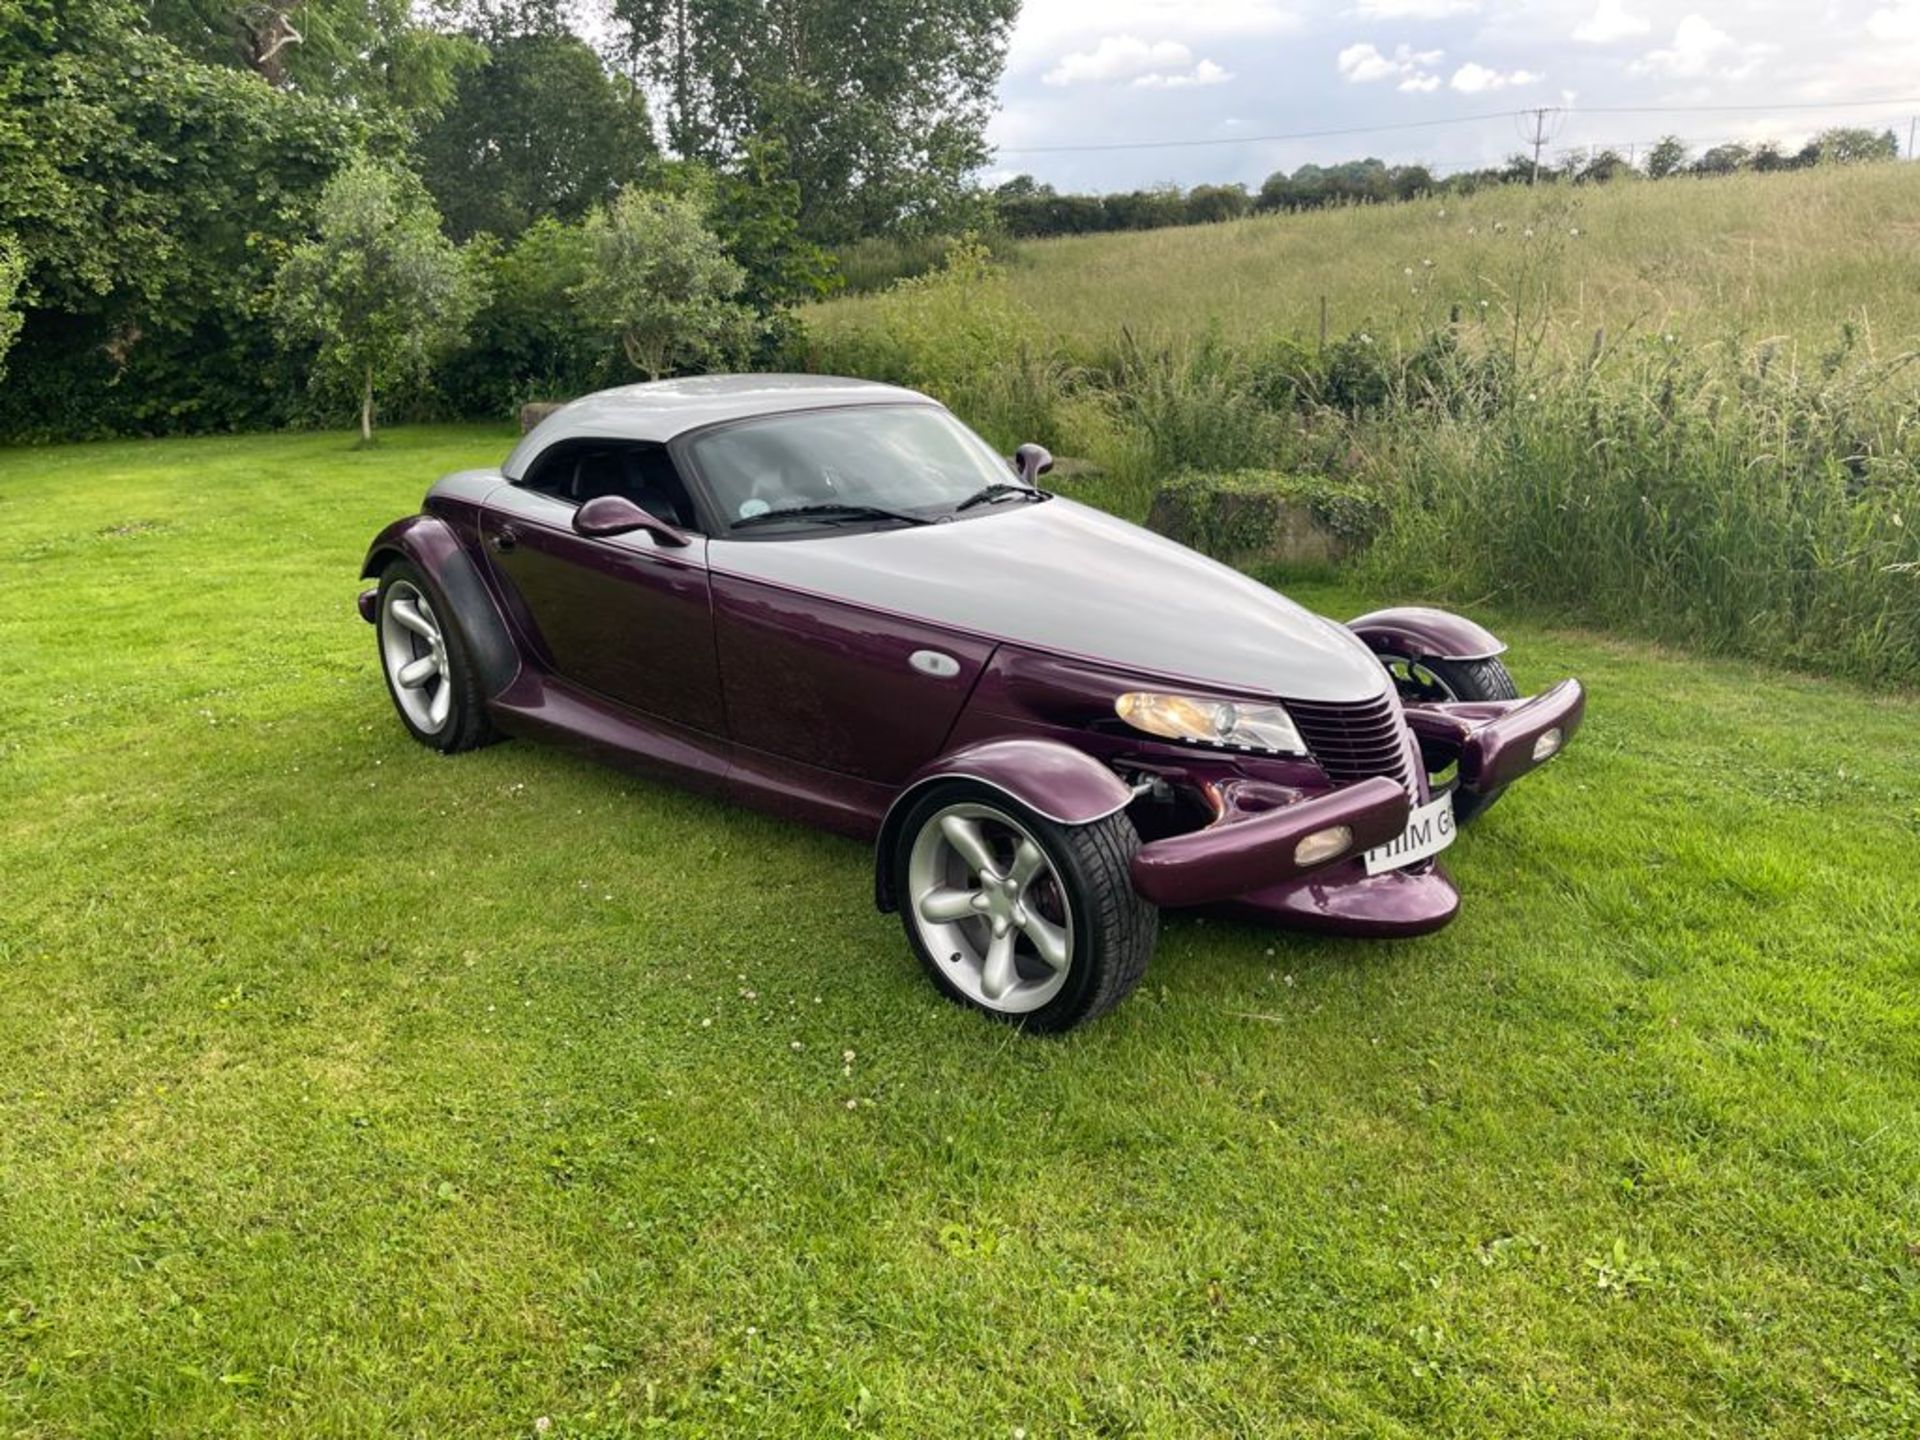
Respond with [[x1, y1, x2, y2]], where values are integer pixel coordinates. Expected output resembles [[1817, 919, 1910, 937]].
[[687, 404, 1023, 531]]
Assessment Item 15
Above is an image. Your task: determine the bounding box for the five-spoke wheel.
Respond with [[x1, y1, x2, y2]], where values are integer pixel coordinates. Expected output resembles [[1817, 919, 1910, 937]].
[[374, 560, 495, 753], [380, 579, 454, 736], [893, 783, 1156, 1031]]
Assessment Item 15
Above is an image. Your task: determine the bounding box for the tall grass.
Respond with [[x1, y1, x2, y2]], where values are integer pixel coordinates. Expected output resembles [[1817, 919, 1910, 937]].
[[798, 207, 1920, 687]]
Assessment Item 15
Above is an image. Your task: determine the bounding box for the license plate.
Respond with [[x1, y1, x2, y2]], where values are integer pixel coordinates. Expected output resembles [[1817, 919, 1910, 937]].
[[1363, 792, 1456, 876]]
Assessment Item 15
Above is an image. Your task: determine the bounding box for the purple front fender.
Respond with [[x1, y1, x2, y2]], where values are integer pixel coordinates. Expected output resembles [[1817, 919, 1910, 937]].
[[1346, 605, 1506, 663], [873, 738, 1135, 912], [358, 513, 520, 699]]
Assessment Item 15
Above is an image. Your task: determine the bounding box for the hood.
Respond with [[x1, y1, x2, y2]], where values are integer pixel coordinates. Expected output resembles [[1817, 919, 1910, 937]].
[[707, 497, 1389, 703]]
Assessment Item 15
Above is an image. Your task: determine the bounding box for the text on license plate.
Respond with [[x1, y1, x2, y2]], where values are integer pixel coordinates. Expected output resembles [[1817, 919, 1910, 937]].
[[1363, 792, 1456, 876]]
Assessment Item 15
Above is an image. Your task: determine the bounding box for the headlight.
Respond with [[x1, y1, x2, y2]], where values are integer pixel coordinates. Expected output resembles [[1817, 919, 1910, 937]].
[[1114, 692, 1307, 755]]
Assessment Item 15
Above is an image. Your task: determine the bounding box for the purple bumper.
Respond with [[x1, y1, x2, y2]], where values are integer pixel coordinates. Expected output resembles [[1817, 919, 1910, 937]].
[[356, 587, 379, 624], [1129, 776, 1411, 909], [1402, 679, 1586, 793]]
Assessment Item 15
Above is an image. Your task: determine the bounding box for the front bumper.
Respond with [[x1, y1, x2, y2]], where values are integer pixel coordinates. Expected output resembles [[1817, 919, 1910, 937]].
[[1122, 678, 1584, 934], [1402, 678, 1586, 794]]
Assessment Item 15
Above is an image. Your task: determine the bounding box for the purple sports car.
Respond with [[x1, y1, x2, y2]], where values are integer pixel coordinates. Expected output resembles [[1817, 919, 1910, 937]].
[[360, 376, 1584, 1031]]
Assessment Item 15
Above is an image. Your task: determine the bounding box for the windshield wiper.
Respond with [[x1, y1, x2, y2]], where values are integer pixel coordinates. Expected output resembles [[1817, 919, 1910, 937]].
[[730, 502, 932, 531], [954, 482, 1047, 513]]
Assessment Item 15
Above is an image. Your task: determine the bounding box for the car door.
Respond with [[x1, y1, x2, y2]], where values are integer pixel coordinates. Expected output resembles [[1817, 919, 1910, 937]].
[[479, 444, 724, 735], [708, 560, 996, 784]]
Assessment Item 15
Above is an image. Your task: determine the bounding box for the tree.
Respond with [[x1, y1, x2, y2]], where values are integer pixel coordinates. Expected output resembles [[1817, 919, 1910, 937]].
[[0, 238, 23, 384], [1646, 136, 1689, 178], [1693, 143, 1751, 176], [0, 0, 366, 437], [272, 158, 484, 441], [1577, 148, 1634, 184], [143, 0, 481, 119], [1805, 127, 1900, 165], [611, 0, 1020, 241], [415, 31, 656, 242], [574, 187, 753, 380], [1185, 184, 1250, 225], [706, 137, 839, 351]]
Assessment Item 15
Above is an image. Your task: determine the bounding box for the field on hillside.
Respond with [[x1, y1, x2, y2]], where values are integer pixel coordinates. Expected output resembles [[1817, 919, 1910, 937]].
[[4, 427, 1920, 1436], [812, 165, 1920, 359]]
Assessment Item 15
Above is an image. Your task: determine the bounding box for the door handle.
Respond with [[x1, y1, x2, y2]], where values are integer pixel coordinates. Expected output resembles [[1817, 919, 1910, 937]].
[[490, 524, 520, 553]]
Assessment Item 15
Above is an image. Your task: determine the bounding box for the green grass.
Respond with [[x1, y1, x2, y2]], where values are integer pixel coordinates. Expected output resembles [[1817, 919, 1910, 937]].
[[811, 165, 1920, 359], [4, 426, 1920, 1437]]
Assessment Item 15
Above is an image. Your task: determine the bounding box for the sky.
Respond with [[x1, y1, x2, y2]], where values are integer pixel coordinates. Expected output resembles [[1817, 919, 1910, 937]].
[[986, 0, 1920, 191]]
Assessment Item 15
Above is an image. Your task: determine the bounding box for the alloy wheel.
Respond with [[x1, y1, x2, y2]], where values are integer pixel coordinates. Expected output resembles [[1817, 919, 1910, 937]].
[[905, 802, 1074, 1015]]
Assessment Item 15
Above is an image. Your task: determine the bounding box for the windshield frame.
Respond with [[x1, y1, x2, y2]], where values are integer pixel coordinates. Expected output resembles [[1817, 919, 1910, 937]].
[[669, 400, 1026, 541]]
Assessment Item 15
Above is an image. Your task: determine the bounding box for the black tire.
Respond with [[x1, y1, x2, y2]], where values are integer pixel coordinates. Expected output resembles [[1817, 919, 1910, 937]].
[[375, 558, 498, 754], [893, 781, 1157, 1033], [1411, 655, 1518, 826]]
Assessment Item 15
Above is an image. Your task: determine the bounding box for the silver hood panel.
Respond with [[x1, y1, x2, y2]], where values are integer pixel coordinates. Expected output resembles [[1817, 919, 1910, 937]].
[[708, 498, 1389, 703]]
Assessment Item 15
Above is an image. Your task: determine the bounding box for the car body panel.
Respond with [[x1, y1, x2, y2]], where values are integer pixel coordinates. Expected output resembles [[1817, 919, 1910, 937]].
[[707, 498, 1390, 704], [1347, 605, 1508, 663], [711, 572, 996, 783], [503, 375, 929, 480], [478, 484, 725, 734]]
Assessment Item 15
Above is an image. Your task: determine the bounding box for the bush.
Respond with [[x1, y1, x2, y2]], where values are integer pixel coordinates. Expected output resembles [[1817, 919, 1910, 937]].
[[1146, 469, 1385, 571]]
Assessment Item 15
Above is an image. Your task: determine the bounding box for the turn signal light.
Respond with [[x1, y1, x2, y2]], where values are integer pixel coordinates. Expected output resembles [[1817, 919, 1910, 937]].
[[1294, 825, 1353, 868], [1532, 726, 1564, 762]]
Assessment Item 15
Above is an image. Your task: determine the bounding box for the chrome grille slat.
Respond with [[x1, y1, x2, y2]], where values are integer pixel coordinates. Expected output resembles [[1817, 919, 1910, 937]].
[[1287, 692, 1417, 791]]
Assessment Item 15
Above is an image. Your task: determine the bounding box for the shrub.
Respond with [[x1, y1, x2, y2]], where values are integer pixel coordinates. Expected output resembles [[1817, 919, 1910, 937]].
[[1147, 469, 1386, 570], [575, 188, 754, 381]]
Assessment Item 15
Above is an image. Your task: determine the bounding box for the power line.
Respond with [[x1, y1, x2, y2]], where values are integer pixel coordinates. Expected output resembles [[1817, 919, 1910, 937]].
[[998, 109, 1523, 155], [995, 95, 1920, 157]]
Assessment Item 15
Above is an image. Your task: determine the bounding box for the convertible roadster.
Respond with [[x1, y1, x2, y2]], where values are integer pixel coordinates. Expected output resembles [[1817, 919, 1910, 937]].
[[360, 375, 1584, 1030]]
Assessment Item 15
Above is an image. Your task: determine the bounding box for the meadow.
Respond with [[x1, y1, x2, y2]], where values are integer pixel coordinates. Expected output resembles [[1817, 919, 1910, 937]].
[[813, 165, 1920, 358], [803, 165, 1920, 690], [4, 427, 1920, 1436]]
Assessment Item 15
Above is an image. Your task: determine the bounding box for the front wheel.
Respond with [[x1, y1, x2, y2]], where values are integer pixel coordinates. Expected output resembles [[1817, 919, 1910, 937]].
[[376, 560, 496, 754], [1386, 654, 1519, 826], [894, 783, 1157, 1032]]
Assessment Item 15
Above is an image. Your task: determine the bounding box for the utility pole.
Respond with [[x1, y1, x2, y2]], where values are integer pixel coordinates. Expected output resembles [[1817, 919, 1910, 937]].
[[1910, 115, 1917, 160], [1523, 108, 1556, 185]]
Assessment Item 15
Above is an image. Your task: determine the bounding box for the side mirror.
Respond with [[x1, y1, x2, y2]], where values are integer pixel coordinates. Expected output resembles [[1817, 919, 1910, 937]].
[[1012, 442, 1054, 486], [573, 494, 691, 547]]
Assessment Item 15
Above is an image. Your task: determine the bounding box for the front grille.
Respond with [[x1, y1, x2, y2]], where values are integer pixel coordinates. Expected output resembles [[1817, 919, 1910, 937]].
[[1287, 692, 1417, 792]]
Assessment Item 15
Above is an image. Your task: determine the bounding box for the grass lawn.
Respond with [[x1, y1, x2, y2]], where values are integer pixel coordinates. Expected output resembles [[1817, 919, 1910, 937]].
[[4, 424, 1919, 1437]]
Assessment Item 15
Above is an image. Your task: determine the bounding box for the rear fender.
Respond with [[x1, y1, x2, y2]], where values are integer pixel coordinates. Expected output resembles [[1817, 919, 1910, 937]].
[[1346, 605, 1506, 664], [873, 738, 1134, 912], [359, 514, 520, 699]]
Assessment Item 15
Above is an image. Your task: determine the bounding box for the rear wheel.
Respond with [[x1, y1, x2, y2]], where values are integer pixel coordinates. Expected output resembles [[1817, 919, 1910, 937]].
[[895, 783, 1156, 1032], [376, 560, 496, 754], [1385, 654, 1518, 826]]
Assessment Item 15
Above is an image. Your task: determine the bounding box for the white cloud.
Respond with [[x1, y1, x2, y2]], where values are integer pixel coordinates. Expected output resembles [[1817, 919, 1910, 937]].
[[1449, 61, 1542, 92], [1632, 14, 1771, 79], [1867, 1, 1920, 43], [1044, 35, 1194, 85], [1572, 0, 1651, 44], [1010, 0, 1301, 68], [1352, 0, 1477, 16], [1398, 72, 1442, 91], [1337, 41, 1445, 85], [1135, 59, 1234, 87]]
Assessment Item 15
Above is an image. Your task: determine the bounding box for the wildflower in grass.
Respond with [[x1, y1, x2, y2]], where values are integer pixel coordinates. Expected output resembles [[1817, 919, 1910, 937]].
[[1570, 226, 1581, 236], [1421, 258, 1434, 268], [1523, 227, 1535, 239]]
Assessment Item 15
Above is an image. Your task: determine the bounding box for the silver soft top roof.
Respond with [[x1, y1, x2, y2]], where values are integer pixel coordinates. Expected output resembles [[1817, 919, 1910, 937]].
[[501, 374, 935, 480]]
